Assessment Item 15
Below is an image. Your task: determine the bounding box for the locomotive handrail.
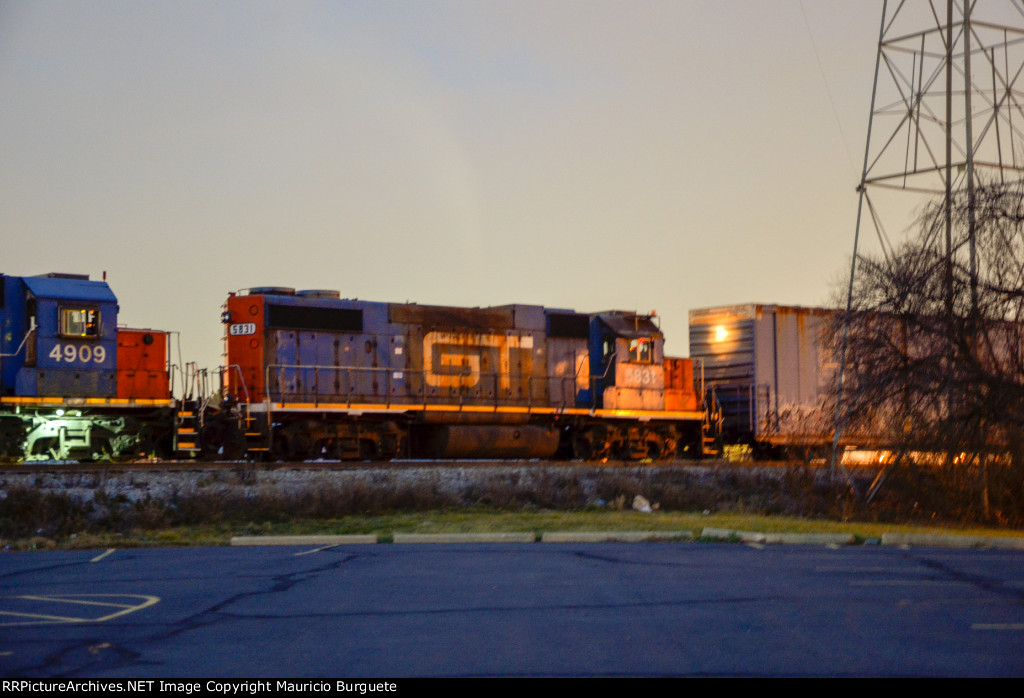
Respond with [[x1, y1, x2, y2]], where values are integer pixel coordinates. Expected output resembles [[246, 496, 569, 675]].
[[695, 356, 704, 403], [224, 364, 251, 404], [252, 359, 692, 416], [587, 357, 617, 411], [535, 374, 577, 414], [182, 362, 196, 401], [262, 363, 585, 411], [169, 363, 180, 401], [170, 330, 184, 402], [0, 319, 36, 361], [266, 364, 415, 408], [0, 322, 36, 397]]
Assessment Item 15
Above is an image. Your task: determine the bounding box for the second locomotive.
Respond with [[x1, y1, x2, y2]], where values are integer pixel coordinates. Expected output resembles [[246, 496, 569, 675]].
[[205, 288, 708, 461]]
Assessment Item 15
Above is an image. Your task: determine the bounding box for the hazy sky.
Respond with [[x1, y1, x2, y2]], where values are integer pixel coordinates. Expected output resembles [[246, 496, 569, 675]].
[[0, 1, 960, 371]]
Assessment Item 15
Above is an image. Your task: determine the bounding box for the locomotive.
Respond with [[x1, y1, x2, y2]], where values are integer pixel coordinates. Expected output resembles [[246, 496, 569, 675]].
[[207, 287, 708, 460], [0, 273, 174, 461], [0, 272, 711, 462]]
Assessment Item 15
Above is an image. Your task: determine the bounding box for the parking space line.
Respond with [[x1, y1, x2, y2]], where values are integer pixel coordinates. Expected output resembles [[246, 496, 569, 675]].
[[18, 595, 136, 609], [90, 549, 116, 563], [0, 594, 159, 626], [0, 610, 90, 623], [850, 580, 976, 586]]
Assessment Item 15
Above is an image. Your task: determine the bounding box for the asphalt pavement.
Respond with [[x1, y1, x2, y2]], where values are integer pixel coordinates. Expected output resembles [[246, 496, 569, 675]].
[[2, 541, 1023, 677]]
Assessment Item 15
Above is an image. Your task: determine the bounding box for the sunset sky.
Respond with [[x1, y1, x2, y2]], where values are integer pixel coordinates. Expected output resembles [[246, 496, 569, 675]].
[[3, 1, 1012, 372]]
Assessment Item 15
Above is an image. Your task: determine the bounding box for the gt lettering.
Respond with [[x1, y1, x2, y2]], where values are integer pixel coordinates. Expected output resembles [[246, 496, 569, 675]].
[[47, 343, 106, 364], [422, 332, 532, 390]]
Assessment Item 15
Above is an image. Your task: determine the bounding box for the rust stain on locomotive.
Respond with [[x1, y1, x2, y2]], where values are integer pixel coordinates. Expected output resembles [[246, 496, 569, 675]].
[[389, 304, 514, 331]]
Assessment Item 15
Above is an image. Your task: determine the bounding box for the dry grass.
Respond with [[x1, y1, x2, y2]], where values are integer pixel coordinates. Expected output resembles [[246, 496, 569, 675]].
[[6, 509, 1019, 552], [2, 461, 1022, 551]]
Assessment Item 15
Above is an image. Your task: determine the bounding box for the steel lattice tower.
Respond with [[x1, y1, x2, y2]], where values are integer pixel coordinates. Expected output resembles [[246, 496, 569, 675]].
[[831, 0, 1024, 479]]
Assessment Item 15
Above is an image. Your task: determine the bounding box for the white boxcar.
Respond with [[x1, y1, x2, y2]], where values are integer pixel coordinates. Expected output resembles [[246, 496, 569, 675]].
[[689, 304, 838, 447]]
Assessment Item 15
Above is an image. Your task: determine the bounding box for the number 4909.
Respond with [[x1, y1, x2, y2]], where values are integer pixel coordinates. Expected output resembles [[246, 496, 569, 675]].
[[48, 343, 107, 364]]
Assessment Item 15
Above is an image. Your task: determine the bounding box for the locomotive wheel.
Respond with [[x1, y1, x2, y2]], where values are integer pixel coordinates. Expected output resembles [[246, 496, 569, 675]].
[[199, 418, 246, 461], [645, 430, 678, 461], [615, 439, 647, 460], [358, 438, 379, 460], [0, 418, 27, 462], [274, 425, 316, 460], [572, 428, 611, 460], [644, 433, 666, 461], [199, 422, 223, 461], [393, 434, 408, 459], [88, 438, 115, 463], [325, 437, 359, 460], [270, 434, 292, 461], [659, 436, 679, 461], [221, 427, 247, 461]]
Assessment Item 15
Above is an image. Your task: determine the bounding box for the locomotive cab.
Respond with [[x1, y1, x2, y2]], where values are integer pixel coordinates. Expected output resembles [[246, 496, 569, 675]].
[[590, 312, 666, 411], [13, 275, 118, 398], [0, 273, 174, 462]]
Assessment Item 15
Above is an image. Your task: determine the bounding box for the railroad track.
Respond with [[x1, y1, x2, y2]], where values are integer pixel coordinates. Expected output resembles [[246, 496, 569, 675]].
[[0, 457, 856, 474]]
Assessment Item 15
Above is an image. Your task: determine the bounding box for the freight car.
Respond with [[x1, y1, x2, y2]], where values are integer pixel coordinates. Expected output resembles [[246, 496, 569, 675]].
[[688, 304, 837, 453], [195, 288, 709, 461], [0, 273, 175, 461]]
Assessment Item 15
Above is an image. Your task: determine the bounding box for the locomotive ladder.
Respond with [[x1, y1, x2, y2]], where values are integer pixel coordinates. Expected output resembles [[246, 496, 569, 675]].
[[175, 363, 206, 457], [702, 386, 724, 457], [243, 404, 269, 455], [175, 408, 201, 456]]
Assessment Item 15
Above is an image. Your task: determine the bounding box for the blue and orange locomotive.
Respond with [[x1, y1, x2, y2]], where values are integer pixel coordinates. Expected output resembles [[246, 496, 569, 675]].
[[0, 272, 709, 462]]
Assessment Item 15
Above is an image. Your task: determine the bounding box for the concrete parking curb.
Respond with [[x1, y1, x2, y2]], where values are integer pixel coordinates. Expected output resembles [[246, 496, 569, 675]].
[[880, 533, 1024, 549], [230, 534, 378, 546], [541, 531, 693, 543], [701, 528, 855, 545], [391, 533, 536, 544], [227, 530, 1024, 549]]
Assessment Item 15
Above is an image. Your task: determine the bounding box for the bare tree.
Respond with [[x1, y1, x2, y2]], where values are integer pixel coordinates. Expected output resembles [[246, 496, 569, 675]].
[[836, 179, 1024, 523]]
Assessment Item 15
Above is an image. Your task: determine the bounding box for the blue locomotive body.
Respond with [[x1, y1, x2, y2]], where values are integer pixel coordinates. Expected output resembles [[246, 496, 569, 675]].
[[1, 273, 119, 399], [0, 273, 173, 461], [218, 288, 705, 460]]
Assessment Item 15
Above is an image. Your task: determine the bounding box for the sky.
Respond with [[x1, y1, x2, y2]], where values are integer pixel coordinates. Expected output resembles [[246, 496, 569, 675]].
[[1, 0, 1003, 373]]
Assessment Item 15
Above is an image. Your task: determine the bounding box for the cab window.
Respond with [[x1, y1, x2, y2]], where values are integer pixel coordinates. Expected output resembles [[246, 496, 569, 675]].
[[60, 308, 100, 338], [602, 337, 615, 361], [628, 337, 652, 363]]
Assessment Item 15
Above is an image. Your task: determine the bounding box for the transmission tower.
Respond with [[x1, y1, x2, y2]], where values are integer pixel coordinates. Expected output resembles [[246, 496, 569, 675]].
[[831, 0, 1024, 479]]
